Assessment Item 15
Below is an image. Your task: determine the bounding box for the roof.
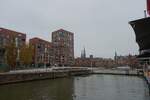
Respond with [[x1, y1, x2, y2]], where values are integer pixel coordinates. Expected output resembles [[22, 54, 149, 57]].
[[0, 27, 26, 36], [129, 17, 150, 51], [30, 37, 51, 45], [129, 17, 150, 24], [52, 29, 74, 34]]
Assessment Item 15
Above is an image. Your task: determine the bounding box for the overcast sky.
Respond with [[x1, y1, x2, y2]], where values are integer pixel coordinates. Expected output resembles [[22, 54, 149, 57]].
[[0, 0, 146, 58]]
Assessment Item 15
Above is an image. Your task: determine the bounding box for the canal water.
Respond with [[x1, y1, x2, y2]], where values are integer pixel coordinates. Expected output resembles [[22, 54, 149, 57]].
[[0, 75, 149, 100]]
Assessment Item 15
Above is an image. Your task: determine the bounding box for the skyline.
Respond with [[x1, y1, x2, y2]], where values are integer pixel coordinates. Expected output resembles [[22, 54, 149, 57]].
[[0, 0, 146, 58]]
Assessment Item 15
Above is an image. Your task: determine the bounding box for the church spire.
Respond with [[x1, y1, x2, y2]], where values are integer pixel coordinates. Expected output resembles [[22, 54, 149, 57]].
[[83, 47, 86, 58], [81, 47, 86, 58], [114, 51, 117, 61]]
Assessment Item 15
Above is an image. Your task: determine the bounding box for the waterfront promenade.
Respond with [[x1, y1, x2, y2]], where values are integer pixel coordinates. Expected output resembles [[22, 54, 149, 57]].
[[0, 67, 143, 85], [0, 67, 92, 85], [4, 67, 90, 74], [0, 67, 140, 75], [92, 68, 139, 75]]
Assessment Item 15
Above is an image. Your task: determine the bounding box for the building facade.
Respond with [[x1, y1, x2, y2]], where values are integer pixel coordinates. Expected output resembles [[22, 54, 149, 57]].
[[52, 29, 74, 66], [75, 49, 115, 68], [115, 55, 139, 68], [0, 28, 26, 65], [0, 48, 5, 65], [0, 28, 26, 48], [75, 57, 115, 68], [29, 37, 53, 67]]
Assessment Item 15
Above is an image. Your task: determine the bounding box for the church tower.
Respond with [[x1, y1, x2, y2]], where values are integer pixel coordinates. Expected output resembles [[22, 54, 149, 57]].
[[81, 47, 86, 58]]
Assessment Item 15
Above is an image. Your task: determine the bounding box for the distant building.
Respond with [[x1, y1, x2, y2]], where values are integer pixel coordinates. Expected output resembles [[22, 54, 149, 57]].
[[52, 29, 74, 66], [81, 48, 86, 58], [29, 37, 53, 67], [114, 54, 139, 68], [0, 27, 26, 65], [75, 50, 115, 67], [89, 55, 93, 59], [114, 51, 118, 61], [75, 57, 96, 67], [75, 56, 115, 68]]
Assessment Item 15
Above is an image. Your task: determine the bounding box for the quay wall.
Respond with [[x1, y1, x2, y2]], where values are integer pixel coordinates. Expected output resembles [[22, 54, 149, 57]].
[[92, 69, 142, 76], [0, 70, 91, 85]]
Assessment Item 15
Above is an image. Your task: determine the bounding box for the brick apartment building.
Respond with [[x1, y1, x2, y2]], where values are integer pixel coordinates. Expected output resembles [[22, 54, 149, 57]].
[[0, 28, 26, 65], [52, 29, 74, 66], [75, 57, 95, 67], [29, 37, 53, 67], [75, 49, 116, 67], [75, 57, 115, 68], [114, 55, 139, 68]]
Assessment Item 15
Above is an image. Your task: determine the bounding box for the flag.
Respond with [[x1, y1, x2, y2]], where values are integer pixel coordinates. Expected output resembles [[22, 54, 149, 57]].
[[147, 0, 150, 15]]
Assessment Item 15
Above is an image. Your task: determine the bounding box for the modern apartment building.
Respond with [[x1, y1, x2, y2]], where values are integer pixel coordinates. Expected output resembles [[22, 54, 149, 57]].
[[52, 29, 74, 66], [0, 28, 26, 65], [0, 28, 26, 47], [29, 37, 53, 67]]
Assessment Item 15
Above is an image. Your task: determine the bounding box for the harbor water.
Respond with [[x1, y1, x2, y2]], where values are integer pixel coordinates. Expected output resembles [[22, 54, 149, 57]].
[[0, 75, 149, 100]]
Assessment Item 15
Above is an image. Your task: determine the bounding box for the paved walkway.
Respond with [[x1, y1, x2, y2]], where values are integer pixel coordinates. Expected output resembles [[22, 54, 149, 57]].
[[0, 67, 139, 76], [1, 67, 90, 74], [92, 69, 138, 75]]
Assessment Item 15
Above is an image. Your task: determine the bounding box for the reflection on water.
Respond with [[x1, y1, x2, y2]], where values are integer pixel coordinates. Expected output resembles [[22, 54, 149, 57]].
[[0, 78, 74, 100], [0, 75, 149, 100], [74, 75, 150, 100]]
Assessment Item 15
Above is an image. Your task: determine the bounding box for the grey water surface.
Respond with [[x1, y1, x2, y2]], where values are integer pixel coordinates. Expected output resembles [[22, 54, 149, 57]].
[[0, 75, 149, 100]]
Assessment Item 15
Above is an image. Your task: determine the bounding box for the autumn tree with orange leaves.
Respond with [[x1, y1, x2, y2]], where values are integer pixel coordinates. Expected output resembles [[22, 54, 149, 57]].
[[6, 41, 34, 69], [20, 44, 34, 67], [5, 39, 17, 69]]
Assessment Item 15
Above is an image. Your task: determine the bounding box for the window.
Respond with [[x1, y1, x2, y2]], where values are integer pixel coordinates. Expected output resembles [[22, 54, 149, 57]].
[[59, 31, 64, 37], [70, 35, 72, 40], [22, 39, 25, 42], [0, 37, 3, 45]]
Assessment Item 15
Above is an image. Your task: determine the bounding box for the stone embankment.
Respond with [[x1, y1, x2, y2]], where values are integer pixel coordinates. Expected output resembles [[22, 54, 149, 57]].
[[92, 69, 142, 76], [0, 67, 91, 85], [0, 67, 144, 85]]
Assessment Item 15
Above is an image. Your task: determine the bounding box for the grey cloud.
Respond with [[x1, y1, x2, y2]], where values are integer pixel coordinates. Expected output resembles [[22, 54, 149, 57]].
[[0, 0, 145, 58]]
